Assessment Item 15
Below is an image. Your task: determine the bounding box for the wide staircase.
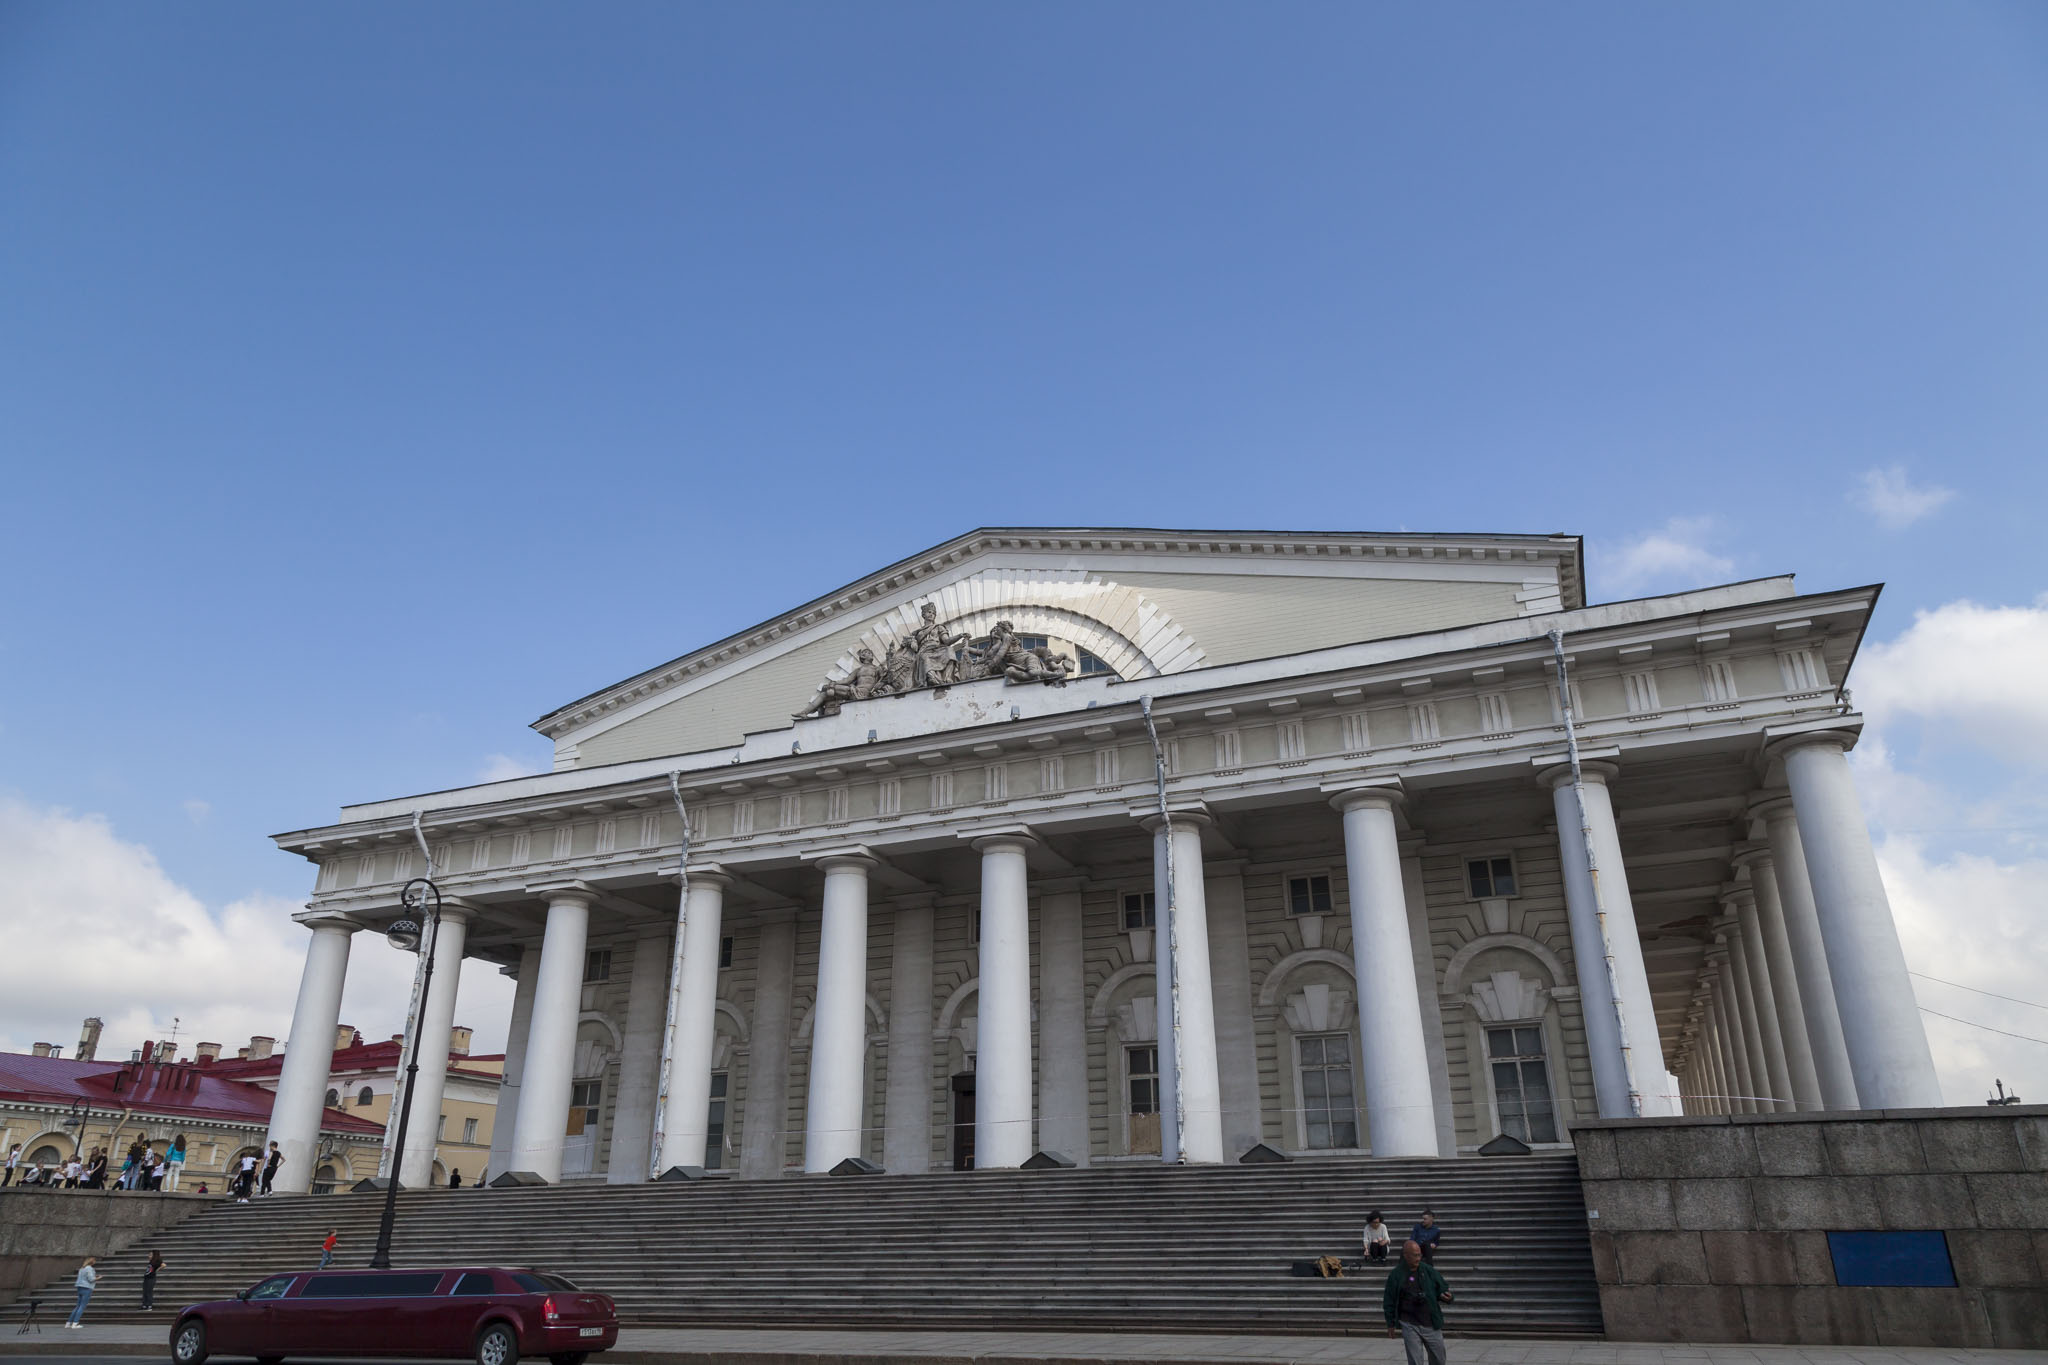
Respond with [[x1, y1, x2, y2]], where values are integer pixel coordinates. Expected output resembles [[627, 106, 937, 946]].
[[44, 1156, 1603, 1338]]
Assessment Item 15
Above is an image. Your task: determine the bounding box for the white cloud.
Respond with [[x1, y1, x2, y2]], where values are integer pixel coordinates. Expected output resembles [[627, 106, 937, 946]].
[[1853, 464, 1956, 530], [181, 798, 211, 825], [0, 800, 512, 1062], [476, 754, 542, 784], [1603, 517, 1735, 595], [1855, 595, 2048, 764]]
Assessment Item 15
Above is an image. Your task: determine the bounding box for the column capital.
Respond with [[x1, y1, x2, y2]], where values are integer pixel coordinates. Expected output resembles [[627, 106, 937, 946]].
[[684, 863, 735, 890], [1730, 842, 1776, 876], [1325, 778, 1405, 813], [1718, 885, 1757, 913], [1762, 721, 1862, 761], [1747, 790, 1796, 823], [1535, 757, 1620, 791], [807, 848, 879, 875], [526, 879, 600, 908], [1136, 805, 1214, 835], [292, 909, 362, 934], [955, 823, 1038, 855]]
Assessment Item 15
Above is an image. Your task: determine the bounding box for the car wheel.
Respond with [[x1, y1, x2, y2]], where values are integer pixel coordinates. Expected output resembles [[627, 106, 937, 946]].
[[171, 1318, 209, 1365], [550, 1354, 589, 1365], [474, 1322, 519, 1365]]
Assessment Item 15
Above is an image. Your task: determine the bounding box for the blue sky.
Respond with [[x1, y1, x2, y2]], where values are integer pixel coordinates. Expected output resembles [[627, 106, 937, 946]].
[[3, 3, 2044, 1098]]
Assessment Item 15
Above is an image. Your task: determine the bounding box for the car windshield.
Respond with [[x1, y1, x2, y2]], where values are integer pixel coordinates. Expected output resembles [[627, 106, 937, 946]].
[[510, 1272, 580, 1293]]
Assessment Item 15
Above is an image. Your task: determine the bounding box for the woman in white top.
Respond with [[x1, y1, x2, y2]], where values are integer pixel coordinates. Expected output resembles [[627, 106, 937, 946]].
[[3, 1144, 19, 1186], [1363, 1209, 1392, 1263]]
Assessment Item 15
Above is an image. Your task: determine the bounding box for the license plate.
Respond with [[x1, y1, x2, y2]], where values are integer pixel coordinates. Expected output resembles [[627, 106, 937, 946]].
[[578, 1328, 603, 1338]]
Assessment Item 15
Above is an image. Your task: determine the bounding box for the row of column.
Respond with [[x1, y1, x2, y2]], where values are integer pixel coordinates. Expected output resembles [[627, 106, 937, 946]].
[[262, 726, 1939, 1192], [1678, 731, 1940, 1113]]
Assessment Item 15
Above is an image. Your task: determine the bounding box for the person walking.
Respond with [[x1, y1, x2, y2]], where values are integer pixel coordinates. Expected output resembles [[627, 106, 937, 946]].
[[448, 1168, 462, 1189], [63, 1156, 83, 1189], [260, 1142, 283, 1197], [141, 1250, 165, 1311], [318, 1228, 338, 1269], [1383, 1239, 1454, 1365], [1411, 1209, 1443, 1263], [235, 1150, 259, 1203], [165, 1135, 187, 1193], [1363, 1210, 1393, 1263], [2, 1143, 19, 1186], [65, 1257, 97, 1329], [85, 1148, 108, 1189]]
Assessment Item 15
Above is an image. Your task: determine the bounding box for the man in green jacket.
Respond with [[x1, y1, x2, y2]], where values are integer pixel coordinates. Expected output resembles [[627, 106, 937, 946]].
[[1383, 1239, 1453, 1364]]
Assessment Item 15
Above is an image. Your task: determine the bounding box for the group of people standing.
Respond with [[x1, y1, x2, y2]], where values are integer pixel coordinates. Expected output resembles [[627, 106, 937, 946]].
[[1362, 1208, 1453, 1365], [3, 1135, 189, 1192]]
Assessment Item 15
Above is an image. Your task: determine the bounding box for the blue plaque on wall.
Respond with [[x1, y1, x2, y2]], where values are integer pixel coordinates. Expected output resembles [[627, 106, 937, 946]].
[[1828, 1230, 1957, 1287]]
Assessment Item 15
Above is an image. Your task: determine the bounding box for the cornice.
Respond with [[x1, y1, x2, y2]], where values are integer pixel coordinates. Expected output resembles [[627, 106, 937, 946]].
[[529, 527, 1585, 739]]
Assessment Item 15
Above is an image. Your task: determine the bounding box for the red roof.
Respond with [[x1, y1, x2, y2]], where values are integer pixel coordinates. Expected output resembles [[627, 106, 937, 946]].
[[207, 1040, 504, 1083], [0, 1054, 382, 1134]]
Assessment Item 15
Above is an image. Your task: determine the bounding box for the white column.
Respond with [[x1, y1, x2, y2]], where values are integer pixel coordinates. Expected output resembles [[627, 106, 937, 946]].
[[1705, 983, 1738, 1113], [740, 913, 796, 1179], [1730, 890, 1794, 1115], [655, 873, 729, 1176], [1148, 812, 1224, 1164], [608, 928, 672, 1182], [1741, 852, 1823, 1112], [398, 906, 472, 1187], [1721, 919, 1775, 1114], [1204, 869, 1263, 1162], [1694, 1006, 1719, 1113], [804, 856, 873, 1173], [487, 947, 541, 1178], [1332, 789, 1438, 1157], [1036, 883, 1090, 1166], [509, 888, 592, 1182], [1756, 797, 1860, 1110], [973, 836, 1036, 1168], [1542, 761, 1675, 1116], [1716, 962, 1757, 1113], [1777, 732, 1943, 1109], [883, 898, 936, 1173], [264, 918, 355, 1195]]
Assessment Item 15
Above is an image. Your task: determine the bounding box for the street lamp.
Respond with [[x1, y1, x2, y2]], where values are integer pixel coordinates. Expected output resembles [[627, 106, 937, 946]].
[[369, 876, 441, 1270]]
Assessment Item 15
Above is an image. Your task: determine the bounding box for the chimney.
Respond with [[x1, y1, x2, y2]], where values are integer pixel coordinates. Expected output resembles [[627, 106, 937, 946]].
[[155, 1041, 176, 1063], [449, 1026, 473, 1056], [195, 1042, 222, 1062], [77, 1017, 103, 1062], [248, 1036, 275, 1061], [334, 1024, 357, 1052], [390, 1034, 404, 1044], [236, 1047, 251, 1060], [31, 1043, 51, 1058]]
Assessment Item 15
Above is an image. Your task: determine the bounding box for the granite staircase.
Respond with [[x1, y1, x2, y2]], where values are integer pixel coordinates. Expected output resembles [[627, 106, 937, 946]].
[[39, 1155, 1603, 1338]]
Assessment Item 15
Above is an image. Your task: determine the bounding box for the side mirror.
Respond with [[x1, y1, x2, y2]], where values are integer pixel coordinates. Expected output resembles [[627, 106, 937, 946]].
[[237, 1289, 251, 1301]]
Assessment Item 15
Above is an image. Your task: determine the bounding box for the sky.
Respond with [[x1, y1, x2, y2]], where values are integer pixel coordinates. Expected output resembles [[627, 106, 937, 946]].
[[2, 3, 2045, 1105]]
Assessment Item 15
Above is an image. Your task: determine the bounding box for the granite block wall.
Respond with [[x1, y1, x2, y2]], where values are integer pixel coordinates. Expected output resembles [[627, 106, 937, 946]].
[[0, 1187, 211, 1306], [1573, 1107, 2048, 1349]]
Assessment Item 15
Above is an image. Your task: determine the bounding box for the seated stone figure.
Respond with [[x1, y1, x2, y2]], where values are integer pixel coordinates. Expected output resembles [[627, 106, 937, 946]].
[[793, 648, 890, 718], [1005, 645, 1076, 686]]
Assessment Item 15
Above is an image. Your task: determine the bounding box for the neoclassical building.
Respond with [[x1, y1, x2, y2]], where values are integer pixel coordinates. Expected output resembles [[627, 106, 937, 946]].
[[261, 529, 1940, 1191]]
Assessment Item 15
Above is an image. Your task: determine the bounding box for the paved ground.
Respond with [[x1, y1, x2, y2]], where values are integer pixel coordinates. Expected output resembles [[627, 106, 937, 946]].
[[1, 1325, 2040, 1364]]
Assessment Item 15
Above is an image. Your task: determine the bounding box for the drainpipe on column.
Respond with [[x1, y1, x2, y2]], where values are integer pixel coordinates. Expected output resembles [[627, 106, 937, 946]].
[[1139, 695, 1187, 1165], [1548, 630, 1644, 1118], [649, 772, 693, 1180]]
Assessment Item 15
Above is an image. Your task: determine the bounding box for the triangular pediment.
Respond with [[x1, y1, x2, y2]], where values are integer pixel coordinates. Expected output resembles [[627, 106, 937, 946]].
[[536, 527, 1581, 769]]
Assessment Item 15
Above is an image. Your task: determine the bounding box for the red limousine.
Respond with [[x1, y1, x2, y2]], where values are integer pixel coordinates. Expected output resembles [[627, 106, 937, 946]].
[[169, 1267, 618, 1365]]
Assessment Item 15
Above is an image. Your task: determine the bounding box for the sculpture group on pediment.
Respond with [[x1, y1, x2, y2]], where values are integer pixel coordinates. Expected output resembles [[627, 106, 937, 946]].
[[793, 602, 1076, 719]]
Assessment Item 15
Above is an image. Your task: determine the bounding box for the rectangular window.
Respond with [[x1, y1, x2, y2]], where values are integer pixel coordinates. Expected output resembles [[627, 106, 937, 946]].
[[1126, 1046, 1159, 1114], [461, 1117, 478, 1144], [1487, 1025, 1558, 1144], [583, 949, 611, 983], [567, 1080, 602, 1137], [1296, 1034, 1359, 1149], [436, 1114, 447, 1139], [1286, 874, 1334, 916], [718, 935, 733, 970], [1466, 855, 1518, 900], [705, 1071, 729, 1170], [1122, 891, 1156, 930], [301, 1272, 444, 1298]]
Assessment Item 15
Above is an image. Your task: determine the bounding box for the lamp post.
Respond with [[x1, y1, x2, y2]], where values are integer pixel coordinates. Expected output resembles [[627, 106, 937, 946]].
[[369, 876, 441, 1270]]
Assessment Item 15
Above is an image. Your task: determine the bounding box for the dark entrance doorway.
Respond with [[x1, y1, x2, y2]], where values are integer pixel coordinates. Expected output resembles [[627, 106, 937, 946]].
[[950, 1072, 975, 1170]]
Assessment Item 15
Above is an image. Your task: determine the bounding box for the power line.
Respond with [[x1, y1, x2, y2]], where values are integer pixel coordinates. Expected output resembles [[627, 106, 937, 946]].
[[1910, 971, 2048, 1013], [1918, 1005, 2048, 1047]]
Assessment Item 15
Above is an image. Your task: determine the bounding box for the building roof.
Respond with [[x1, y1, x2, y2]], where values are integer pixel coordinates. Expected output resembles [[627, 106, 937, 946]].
[[0, 1054, 382, 1135], [206, 1040, 505, 1085]]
